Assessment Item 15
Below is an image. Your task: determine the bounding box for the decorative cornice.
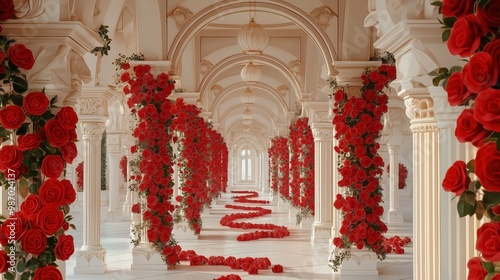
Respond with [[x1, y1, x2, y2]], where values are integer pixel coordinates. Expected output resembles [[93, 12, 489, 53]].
[[79, 97, 107, 116], [1, 22, 103, 55], [80, 122, 106, 136], [312, 127, 334, 139], [302, 102, 332, 123]]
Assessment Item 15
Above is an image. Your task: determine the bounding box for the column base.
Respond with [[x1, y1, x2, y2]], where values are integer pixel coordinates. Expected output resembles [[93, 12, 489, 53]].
[[106, 209, 123, 221], [131, 243, 167, 270], [311, 222, 332, 243], [172, 222, 200, 240], [122, 201, 132, 221], [388, 210, 404, 223], [299, 216, 314, 229], [74, 247, 107, 274], [339, 248, 378, 277]]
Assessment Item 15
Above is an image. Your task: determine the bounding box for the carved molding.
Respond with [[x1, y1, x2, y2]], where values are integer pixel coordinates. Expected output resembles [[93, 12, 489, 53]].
[[210, 84, 223, 97], [313, 110, 331, 122], [200, 59, 214, 77], [132, 247, 159, 261], [348, 250, 378, 264], [14, 0, 45, 19], [404, 97, 434, 120], [310, 6, 336, 30], [169, 6, 193, 30], [77, 250, 106, 263], [288, 60, 302, 82], [79, 97, 105, 115], [80, 122, 106, 135], [410, 123, 439, 133], [312, 127, 334, 139], [277, 85, 289, 97]]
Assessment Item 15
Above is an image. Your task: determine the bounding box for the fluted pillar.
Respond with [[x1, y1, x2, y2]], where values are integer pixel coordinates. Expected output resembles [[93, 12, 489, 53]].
[[106, 131, 125, 221], [429, 86, 476, 280], [387, 144, 404, 223], [75, 94, 108, 274], [303, 102, 333, 243], [403, 90, 440, 280]]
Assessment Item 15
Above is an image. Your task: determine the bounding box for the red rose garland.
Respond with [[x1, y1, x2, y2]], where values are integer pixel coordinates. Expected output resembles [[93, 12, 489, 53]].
[[387, 163, 409, 189], [433, 0, 500, 278], [269, 137, 290, 201], [289, 117, 315, 223], [0, 24, 77, 279], [329, 63, 396, 270], [268, 145, 279, 194], [122, 64, 180, 265]]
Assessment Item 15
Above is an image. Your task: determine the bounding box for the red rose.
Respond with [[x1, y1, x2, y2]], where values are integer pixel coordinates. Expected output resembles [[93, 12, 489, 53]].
[[56, 106, 78, 129], [484, 39, 500, 78], [475, 142, 500, 192], [44, 119, 70, 147], [0, 250, 10, 273], [3, 213, 27, 240], [55, 234, 74, 261], [39, 178, 66, 207], [491, 275, 500, 280], [476, 222, 500, 261], [0, 145, 23, 171], [8, 44, 35, 70], [41, 155, 65, 178], [131, 203, 140, 214], [455, 108, 491, 147], [33, 265, 62, 280], [0, 105, 25, 129], [442, 160, 470, 195], [442, 0, 474, 18], [120, 72, 130, 83], [21, 229, 47, 255], [447, 14, 488, 57], [462, 52, 498, 93], [17, 133, 41, 151], [474, 88, 500, 132], [445, 72, 474, 106], [60, 141, 77, 164], [23, 91, 49, 115], [477, 0, 500, 29], [61, 179, 76, 205], [272, 264, 284, 273], [36, 206, 64, 235], [466, 257, 488, 280], [121, 63, 130, 70], [20, 194, 42, 220], [0, 0, 15, 21]]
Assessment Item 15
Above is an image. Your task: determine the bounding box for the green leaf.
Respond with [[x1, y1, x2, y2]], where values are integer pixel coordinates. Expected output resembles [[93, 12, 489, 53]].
[[50, 95, 57, 105], [432, 75, 444, 87], [16, 258, 26, 272], [466, 159, 475, 173], [16, 122, 29, 136], [430, 1, 442, 7], [442, 17, 457, 28], [20, 271, 31, 280], [9, 93, 23, 106], [457, 196, 477, 217], [32, 148, 44, 158], [4, 272, 14, 280], [482, 260, 495, 273], [449, 65, 462, 74], [28, 183, 38, 194], [10, 74, 28, 93], [26, 258, 38, 271], [483, 191, 500, 206], [464, 191, 477, 206], [442, 29, 451, 42]]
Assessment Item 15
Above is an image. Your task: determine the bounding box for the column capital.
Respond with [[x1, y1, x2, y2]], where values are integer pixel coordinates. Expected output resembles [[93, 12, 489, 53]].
[[302, 101, 332, 123], [428, 86, 464, 129], [387, 143, 401, 155], [334, 61, 382, 87], [80, 122, 106, 136]]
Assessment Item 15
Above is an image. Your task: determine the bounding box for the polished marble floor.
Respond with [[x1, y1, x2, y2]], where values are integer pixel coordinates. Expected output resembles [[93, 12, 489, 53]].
[[66, 187, 413, 280]]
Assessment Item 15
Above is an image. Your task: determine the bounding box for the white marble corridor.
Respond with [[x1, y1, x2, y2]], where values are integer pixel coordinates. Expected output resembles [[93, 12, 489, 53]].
[[66, 187, 412, 280]]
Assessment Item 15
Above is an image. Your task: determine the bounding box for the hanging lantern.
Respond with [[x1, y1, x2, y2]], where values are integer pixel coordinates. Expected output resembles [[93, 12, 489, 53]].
[[237, 18, 269, 55], [240, 62, 261, 84], [240, 87, 256, 105], [242, 107, 253, 120]]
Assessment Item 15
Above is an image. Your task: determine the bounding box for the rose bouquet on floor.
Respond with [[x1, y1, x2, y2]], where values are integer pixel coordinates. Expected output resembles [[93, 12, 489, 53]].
[[430, 0, 500, 278], [0, 23, 77, 279]]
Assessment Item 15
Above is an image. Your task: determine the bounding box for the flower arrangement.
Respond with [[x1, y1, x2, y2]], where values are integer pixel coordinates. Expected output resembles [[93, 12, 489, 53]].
[[269, 136, 290, 201], [288, 117, 315, 224], [170, 98, 210, 235], [121, 63, 180, 266], [0, 23, 77, 279], [268, 145, 279, 194], [76, 162, 84, 192], [430, 0, 500, 278], [387, 163, 408, 189], [329, 60, 396, 270]]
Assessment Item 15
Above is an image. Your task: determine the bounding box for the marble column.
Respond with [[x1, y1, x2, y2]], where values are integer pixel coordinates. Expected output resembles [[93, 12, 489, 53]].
[[303, 102, 333, 243], [121, 135, 136, 221], [106, 131, 125, 221], [75, 94, 108, 274], [430, 86, 475, 280], [403, 90, 440, 280], [387, 144, 404, 223]]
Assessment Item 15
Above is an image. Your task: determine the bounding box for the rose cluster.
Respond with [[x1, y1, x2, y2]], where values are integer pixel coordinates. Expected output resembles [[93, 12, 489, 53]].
[[122, 64, 180, 265], [437, 0, 500, 278], [387, 163, 409, 189], [330, 63, 396, 271], [268, 136, 290, 200], [0, 24, 77, 280], [231, 190, 270, 204], [288, 117, 315, 223]]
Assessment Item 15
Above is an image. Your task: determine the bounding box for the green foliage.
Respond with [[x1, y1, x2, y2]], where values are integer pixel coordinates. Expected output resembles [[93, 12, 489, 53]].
[[91, 25, 112, 56], [101, 130, 107, 190]]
